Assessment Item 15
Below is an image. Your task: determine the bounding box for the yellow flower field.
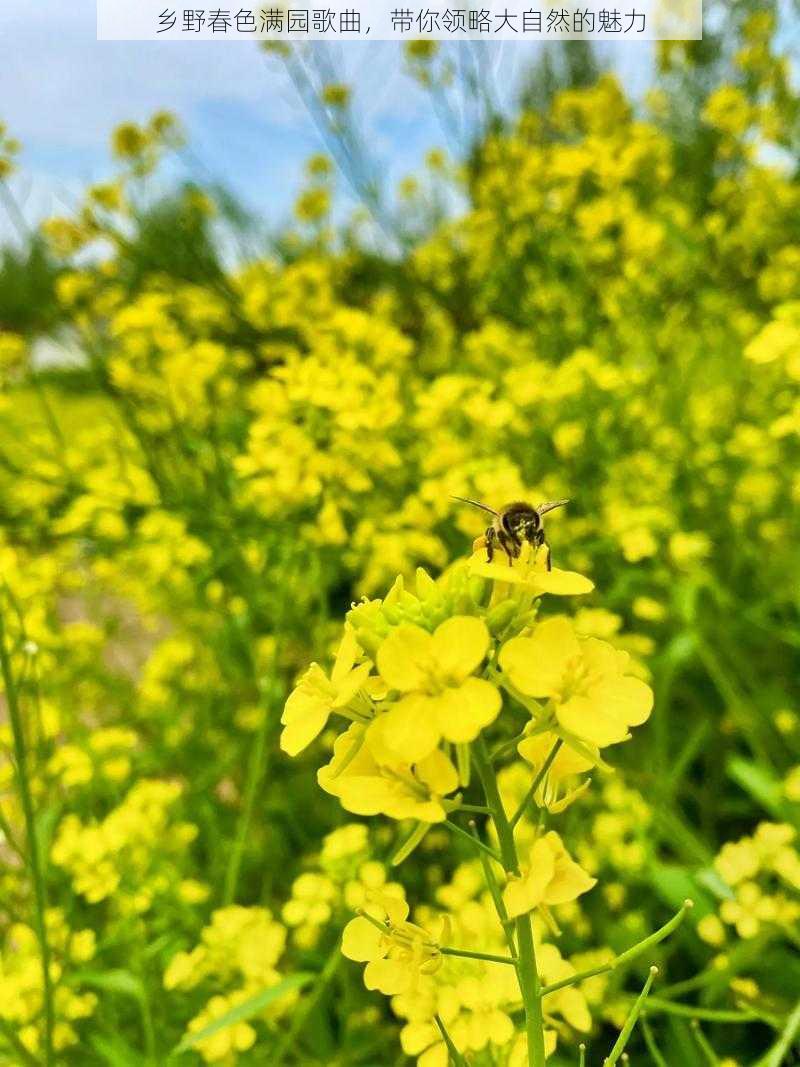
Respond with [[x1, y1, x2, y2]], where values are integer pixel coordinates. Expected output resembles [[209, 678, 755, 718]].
[[1, 17, 800, 1067]]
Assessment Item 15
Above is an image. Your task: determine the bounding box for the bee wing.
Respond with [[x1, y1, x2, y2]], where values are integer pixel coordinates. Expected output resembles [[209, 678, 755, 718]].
[[536, 499, 569, 516], [451, 496, 498, 516]]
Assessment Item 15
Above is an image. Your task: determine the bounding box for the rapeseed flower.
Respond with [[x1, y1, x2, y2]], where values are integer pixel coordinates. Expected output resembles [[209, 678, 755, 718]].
[[280, 627, 373, 755], [503, 832, 597, 919], [342, 892, 445, 995], [376, 616, 501, 762], [499, 617, 653, 747]]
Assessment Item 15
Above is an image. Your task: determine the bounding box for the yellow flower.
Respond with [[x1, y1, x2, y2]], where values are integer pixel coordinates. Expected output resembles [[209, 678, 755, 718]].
[[280, 627, 372, 755], [376, 616, 501, 762], [719, 881, 778, 939], [341, 892, 444, 995], [503, 832, 596, 919], [517, 731, 595, 812], [499, 617, 653, 748], [318, 724, 459, 822], [469, 542, 594, 597]]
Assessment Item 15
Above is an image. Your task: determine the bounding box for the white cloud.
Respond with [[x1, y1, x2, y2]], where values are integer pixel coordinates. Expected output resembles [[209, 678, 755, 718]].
[[0, 4, 653, 239]]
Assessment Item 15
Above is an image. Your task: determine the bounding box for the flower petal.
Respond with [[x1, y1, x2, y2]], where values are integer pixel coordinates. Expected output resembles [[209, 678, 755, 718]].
[[331, 626, 360, 684], [280, 665, 334, 755], [341, 916, 385, 962], [590, 675, 654, 728], [382, 695, 441, 763], [364, 957, 412, 995], [431, 615, 490, 680], [532, 568, 594, 596], [437, 678, 502, 744], [556, 694, 630, 747], [499, 617, 579, 697], [503, 837, 556, 918], [377, 625, 433, 692], [332, 661, 373, 708], [542, 832, 597, 905], [415, 748, 459, 797]]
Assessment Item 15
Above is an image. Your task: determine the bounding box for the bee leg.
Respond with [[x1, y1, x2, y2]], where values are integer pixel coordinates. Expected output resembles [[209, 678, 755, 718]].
[[485, 526, 496, 563], [541, 533, 552, 570], [529, 529, 552, 569], [497, 528, 517, 566]]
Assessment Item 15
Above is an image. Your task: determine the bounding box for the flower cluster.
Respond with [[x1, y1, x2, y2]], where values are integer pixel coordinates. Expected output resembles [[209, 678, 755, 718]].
[[283, 548, 655, 1062]]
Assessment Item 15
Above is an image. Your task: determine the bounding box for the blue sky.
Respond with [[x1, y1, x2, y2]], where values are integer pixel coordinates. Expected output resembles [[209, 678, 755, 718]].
[[0, 2, 656, 241]]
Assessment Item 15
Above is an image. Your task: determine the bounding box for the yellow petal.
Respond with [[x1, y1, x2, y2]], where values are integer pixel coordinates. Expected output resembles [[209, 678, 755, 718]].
[[401, 1021, 440, 1057], [341, 916, 385, 962], [337, 776, 400, 816], [541, 832, 597, 905], [364, 956, 411, 995], [279, 665, 334, 755], [431, 615, 490, 680], [382, 695, 441, 763], [415, 748, 459, 796], [518, 732, 596, 778], [377, 625, 433, 692], [503, 837, 556, 918], [590, 675, 654, 727], [532, 567, 594, 596], [437, 678, 502, 744], [331, 626, 360, 684], [499, 617, 579, 697], [556, 695, 630, 747], [580, 636, 629, 675], [557, 987, 592, 1032], [419, 1042, 448, 1067], [332, 661, 373, 708], [388, 795, 448, 823], [487, 1010, 514, 1046]]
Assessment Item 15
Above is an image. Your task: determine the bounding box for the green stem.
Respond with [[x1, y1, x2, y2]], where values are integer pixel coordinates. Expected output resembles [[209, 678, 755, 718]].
[[440, 946, 517, 966], [641, 1016, 668, 1067], [223, 694, 272, 905], [473, 738, 546, 1067], [690, 1020, 720, 1066], [269, 943, 342, 1066], [135, 940, 157, 1064], [644, 998, 759, 1024], [433, 1014, 469, 1067], [468, 820, 517, 957], [509, 739, 563, 830], [758, 997, 800, 1067], [541, 899, 693, 997], [0, 603, 54, 1066], [604, 966, 657, 1065], [444, 818, 502, 864]]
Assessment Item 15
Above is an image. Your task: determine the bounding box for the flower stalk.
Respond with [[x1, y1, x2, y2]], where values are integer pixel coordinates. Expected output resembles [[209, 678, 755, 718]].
[[473, 736, 547, 1067]]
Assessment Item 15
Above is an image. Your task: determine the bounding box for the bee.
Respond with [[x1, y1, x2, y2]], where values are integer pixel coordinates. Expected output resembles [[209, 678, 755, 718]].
[[452, 497, 569, 569]]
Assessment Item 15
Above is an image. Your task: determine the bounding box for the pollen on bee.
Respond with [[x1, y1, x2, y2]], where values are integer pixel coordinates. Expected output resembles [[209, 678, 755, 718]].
[[472, 534, 487, 553]]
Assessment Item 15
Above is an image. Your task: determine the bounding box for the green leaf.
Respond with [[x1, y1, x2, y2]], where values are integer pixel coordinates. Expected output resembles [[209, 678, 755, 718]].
[[173, 973, 314, 1054], [74, 969, 146, 1000], [391, 821, 432, 866], [726, 757, 788, 820], [91, 1033, 148, 1067], [649, 863, 714, 917]]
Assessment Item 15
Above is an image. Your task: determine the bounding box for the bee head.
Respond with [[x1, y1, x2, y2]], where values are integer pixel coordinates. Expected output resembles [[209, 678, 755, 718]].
[[502, 503, 541, 539]]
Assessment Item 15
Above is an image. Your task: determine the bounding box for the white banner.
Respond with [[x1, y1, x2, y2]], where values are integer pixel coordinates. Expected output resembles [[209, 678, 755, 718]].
[[97, 1, 702, 41]]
